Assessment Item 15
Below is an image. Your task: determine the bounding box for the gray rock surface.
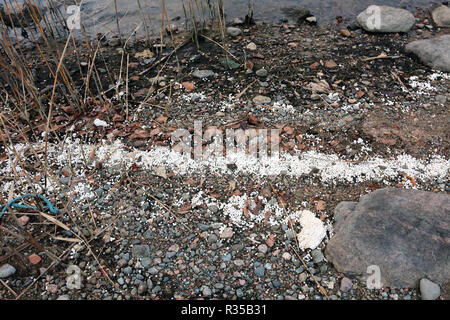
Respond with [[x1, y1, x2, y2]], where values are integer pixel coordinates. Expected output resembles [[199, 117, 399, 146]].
[[431, 5, 450, 28], [420, 278, 441, 300], [325, 188, 450, 288], [192, 69, 215, 79], [131, 245, 151, 258], [0, 264, 16, 278], [405, 35, 450, 72], [226, 27, 242, 37], [356, 5, 415, 33]]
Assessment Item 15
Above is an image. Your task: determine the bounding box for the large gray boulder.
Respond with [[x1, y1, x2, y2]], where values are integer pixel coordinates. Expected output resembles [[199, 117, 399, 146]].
[[326, 188, 450, 288], [356, 5, 415, 33], [431, 5, 450, 28], [405, 35, 450, 72]]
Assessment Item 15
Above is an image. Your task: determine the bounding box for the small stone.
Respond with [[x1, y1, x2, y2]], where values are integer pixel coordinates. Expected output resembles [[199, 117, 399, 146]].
[[0, 264, 16, 278], [340, 28, 351, 37], [29, 254, 42, 265], [17, 216, 30, 226], [254, 265, 265, 277], [311, 249, 325, 264], [166, 23, 178, 33], [431, 5, 450, 28], [56, 295, 70, 300], [202, 286, 212, 296], [306, 16, 317, 23], [138, 283, 147, 295], [192, 69, 215, 79], [356, 5, 415, 33], [299, 272, 308, 283], [131, 245, 151, 258], [325, 59, 337, 68], [420, 278, 441, 300], [340, 277, 353, 292], [258, 244, 268, 254], [226, 27, 242, 37], [246, 42, 257, 51], [47, 284, 58, 294], [109, 38, 121, 47], [256, 68, 268, 77], [220, 228, 233, 239], [253, 95, 271, 105], [282, 252, 291, 260]]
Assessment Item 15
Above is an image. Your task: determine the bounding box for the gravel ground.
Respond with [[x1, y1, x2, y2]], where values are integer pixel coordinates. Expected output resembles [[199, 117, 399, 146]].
[[0, 7, 448, 300]]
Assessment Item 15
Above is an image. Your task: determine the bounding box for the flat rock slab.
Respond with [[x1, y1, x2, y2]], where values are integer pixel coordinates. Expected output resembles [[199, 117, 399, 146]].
[[405, 35, 450, 72], [325, 188, 449, 288], [356, 5, 415, 33]]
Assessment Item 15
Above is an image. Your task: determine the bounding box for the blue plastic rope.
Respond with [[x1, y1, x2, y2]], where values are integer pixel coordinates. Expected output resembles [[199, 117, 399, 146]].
[[0, 194, 59, 221]]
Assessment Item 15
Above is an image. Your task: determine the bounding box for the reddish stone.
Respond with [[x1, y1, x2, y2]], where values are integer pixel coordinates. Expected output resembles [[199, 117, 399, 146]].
[[29, 254, 41, 265]]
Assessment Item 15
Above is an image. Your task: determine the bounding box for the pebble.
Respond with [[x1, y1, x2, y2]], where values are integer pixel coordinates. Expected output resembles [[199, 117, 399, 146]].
[[246, 42, 257, 51], [220, 228, 233, 239], [311, 249, 325, 264], [131, 245, 151, 258], [258, 244, 268, 254], [192, 69, 215, 79], [253, 95, 271, 105], [282, 252, 291, 260], [340, 28, 351, 37], [226, 27, 242, 37], [420, 278, 441, 300], [340, 277, 353, 292], [0, 264, 16, 278], [29, 254, 42, 265], [256, 68, 268, 77]]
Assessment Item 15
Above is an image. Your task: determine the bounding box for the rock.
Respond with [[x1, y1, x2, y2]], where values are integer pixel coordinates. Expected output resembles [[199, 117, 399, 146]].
[[192, 69, 215, 79], [56, 295, 70, 300], [202, 286, 212, 296], [246, 42, 257, 51], [420, 279, 441, 300], [255, 68, 268, 77], [282, 252, 291, 260], [154, 166, 167, 179], [296, 210, 327, 250], [226, 27, 242, 37], [340, 277, 353, 292], [131, 245, 151, 258], [254, 265, 265, 277], [356, 5, 415, 33], [340, 28, 351, 37], [280, 8, 311, 23], [220, 227, 233, 239], [435, 95, 447, 104], [166, 23, 178, 33], [29, 254, 42, 265], [0, 264, 16, 278], [405, 35, 450, 72], [232, 18, 244, 25], [108, 38, 121, 47], [17, 215, 30, 226], [258, 244, 268, 254], [311, 250, 325, 264], [306, 16, 317, 24], [326, 188, 450, 288], [253, 95, 271, 105], [431, 5, 450, 28]]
